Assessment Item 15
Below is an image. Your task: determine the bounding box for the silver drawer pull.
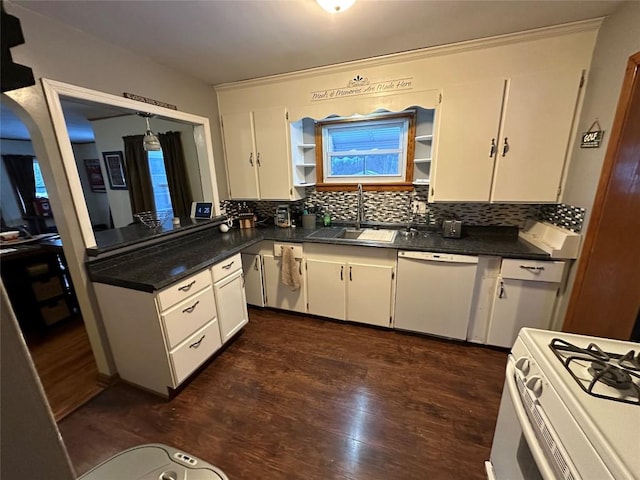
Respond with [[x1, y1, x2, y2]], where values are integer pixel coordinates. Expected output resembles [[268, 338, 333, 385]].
[[520, 265, 545, 271], [222, 260, 235, 270], [182, 300, 200, 314], [189, 335, 205, 349], [178, 280, 196, 292]]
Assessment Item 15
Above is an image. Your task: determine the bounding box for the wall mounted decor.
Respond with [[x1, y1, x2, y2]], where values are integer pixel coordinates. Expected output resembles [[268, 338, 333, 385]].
[[84, 158, 106, 192], [102, 151, 127, 190]]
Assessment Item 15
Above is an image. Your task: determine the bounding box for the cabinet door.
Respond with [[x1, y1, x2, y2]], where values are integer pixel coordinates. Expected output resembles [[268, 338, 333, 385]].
[[491, 67, 582, 202], [262, 254, 306, 313], [221, 111, 259, 199], [253, 107, 292, 200], [347, 262, 394, 328], [306, 258, 346, 320], [486, 277, 559, 348], [213, 269, 249, 343], [432, 78, 505, 202], [241, 253, 265, 307]]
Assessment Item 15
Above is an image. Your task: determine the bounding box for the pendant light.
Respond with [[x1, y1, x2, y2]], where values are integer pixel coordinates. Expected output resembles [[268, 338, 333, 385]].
[[139, 113, 161, 151], [316, 0, 355, 13]]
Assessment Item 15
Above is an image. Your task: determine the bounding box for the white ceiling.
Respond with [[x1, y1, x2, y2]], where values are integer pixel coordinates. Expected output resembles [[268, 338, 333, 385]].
[[2, 0, 622, 142]]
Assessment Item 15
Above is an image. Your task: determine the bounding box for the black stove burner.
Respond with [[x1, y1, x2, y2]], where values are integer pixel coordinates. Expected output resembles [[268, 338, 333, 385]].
[[588, 362, 633, 389], [549, 338, 640, 405], [619, 350, 640, 371]]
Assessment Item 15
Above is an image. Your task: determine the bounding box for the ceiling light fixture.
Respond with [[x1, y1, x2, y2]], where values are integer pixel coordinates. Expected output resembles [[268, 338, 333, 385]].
[[316, 0, 356, 14], [139, 113, 161, 151]]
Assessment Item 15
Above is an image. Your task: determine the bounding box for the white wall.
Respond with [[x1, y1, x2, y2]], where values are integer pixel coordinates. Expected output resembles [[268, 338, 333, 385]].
[[562, 1, 640, 216], [554, 1, 640, 330], [71, 142, 111, 227], [1, 286, 76, 479]]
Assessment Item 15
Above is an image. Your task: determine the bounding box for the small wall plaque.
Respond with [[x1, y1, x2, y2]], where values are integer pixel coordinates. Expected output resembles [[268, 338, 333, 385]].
[[580, 120, 604, 148]]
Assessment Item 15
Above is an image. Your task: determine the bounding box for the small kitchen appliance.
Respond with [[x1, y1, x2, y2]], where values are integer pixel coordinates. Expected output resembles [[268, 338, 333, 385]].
[[442, 219, 462, 238], [275, 204, 291, 228], [486, 328, 640, 480]]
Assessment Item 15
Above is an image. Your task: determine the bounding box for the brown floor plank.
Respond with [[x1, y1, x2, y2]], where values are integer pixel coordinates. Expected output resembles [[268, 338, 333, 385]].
[[27, 316, 104, 421], [58, 308, 507, 479]]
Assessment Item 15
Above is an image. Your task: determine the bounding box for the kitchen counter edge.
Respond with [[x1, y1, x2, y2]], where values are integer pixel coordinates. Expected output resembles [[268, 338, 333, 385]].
[[86, 225, 551, 293]]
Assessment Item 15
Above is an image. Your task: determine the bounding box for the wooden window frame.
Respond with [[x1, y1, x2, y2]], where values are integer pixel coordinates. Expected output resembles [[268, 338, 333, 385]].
[[315, 111, 416, 192]]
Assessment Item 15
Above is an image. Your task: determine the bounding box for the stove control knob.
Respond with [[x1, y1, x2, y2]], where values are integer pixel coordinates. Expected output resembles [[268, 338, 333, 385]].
[[526, 376, 543, 398], [515, 357, 531, 375]]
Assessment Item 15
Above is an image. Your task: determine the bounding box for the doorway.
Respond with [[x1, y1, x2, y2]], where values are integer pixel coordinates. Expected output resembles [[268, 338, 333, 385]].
[[563, 51, 640, 340], [0, 98, 103, 420]]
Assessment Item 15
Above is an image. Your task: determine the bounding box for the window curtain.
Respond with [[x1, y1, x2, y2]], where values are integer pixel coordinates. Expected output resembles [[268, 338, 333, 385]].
[[2, 154, 36, 216], [122, 135, 155, 215], [158, 131, 192, 218]]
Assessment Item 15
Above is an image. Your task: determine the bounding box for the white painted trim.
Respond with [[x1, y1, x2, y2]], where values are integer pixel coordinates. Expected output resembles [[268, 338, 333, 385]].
[[40, 78, 221, 245], [215, 18, 603, 91]]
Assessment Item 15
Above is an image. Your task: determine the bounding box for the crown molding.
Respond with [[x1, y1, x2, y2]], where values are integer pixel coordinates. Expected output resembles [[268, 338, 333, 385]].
[[215, 18, 603, 92]]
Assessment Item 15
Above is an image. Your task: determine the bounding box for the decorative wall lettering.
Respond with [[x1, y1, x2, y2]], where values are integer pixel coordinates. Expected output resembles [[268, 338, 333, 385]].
[[123, 92, 178, 110], [310, 76, 414, 102]]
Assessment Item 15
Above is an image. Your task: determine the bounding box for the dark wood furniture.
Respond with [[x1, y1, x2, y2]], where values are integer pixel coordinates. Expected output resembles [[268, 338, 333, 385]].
[[1, 238, 78, 336]]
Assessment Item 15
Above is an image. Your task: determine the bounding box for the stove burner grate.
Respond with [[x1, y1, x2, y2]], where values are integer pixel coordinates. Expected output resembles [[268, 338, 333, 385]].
[[550, 338, 640, 405]]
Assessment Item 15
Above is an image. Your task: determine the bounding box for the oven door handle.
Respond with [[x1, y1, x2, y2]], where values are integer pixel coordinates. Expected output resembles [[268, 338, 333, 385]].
[[505, 361, 557, 480]]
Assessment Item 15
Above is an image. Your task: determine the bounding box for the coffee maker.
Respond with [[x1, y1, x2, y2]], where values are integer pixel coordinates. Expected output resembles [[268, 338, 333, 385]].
[[275, 205, 291, 228]]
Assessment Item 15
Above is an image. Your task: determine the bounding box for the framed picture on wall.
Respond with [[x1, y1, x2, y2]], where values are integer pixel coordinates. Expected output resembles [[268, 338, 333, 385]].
[[102, 151, 127, 190], [84, 158, 106, 192]]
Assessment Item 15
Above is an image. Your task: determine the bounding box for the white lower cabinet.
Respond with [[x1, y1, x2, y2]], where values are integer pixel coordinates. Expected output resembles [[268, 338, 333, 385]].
[[304, 244, 396, 327], [262, 242, 306, 313], [93, 268, 222, 396], [170, 319, 222, 385], [306, 258, 346, 320], [211, 255, 249, 344], [93, 254, 250, 397], [347, 262, 395, 327], [486, 259, 566, 348], [241, 253, 265, 307]]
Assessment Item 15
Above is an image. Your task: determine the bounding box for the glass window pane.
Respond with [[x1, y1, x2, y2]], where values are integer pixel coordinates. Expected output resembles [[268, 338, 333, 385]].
[[147, 151, 173, 217], [33, 160, 48, 198]]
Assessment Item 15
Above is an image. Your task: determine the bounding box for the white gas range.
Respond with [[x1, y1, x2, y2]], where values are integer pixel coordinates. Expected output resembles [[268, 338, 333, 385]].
[[486, 328, 640, 480]]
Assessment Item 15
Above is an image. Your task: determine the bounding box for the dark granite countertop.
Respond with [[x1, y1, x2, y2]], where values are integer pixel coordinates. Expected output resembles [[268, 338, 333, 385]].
[[87, 223, 549, 292], [87, 216, 226, 257]]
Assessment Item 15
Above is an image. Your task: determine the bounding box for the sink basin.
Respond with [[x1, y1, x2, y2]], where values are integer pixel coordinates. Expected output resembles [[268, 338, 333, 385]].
[[341, 228, 397, 242], [308, 227, 397, 243]]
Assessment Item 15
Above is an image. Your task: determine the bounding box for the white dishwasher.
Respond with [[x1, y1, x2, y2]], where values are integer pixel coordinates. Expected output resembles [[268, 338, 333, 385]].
[[395, 251, 479, 340]]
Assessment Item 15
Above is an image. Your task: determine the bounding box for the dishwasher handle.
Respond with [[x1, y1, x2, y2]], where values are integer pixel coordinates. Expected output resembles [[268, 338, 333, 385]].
[[399, 251, 478, 264]]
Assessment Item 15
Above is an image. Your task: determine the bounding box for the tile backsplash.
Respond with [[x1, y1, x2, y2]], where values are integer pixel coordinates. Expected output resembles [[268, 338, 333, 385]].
[[222, 188, 586, 232]]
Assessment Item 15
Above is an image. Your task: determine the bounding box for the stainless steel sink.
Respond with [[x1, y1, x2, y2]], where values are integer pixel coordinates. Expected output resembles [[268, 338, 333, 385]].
[[308, 227, 397, 243], [338, 228, 366, 240]]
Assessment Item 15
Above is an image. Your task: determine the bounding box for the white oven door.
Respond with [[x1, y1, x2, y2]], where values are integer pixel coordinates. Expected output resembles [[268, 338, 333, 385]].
[[486, 358, 576, 480]]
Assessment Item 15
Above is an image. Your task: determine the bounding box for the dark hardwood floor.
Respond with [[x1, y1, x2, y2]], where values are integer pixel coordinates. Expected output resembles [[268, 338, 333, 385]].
[[58, 308, 508, 479], [27, 315, 104, 421]]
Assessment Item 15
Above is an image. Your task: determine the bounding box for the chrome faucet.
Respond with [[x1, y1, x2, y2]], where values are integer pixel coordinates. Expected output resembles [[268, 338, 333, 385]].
[[356, 183, 364, 230]]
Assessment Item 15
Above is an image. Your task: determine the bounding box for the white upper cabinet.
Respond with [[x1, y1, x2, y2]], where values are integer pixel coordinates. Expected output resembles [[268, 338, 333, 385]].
[[221, 111, 259, 199], [432, 78, 505, 202], [432, 67, 583, 203], [222, 106, 296, 200], [490, 68, 583, 202]]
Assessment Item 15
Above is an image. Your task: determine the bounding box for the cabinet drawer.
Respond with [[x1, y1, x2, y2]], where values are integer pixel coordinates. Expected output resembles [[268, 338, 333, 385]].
[[500, 259, 565, 283], [32, 277, 64, 302], [170, 320, 222, 385], [157, 269, 211, 311], [211, 253, 241, 282], [40, 299, 70, 326], [161, 285, 217, 349]]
